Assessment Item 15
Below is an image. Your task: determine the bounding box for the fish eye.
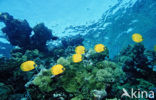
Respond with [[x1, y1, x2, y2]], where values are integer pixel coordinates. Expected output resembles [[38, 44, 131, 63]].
[[62, 68, 65, 70], [33, 64, 37, 67]]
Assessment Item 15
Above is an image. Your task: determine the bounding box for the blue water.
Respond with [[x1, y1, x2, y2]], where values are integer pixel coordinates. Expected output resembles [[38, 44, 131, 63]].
[[0, 0, 156, 99], [0, 0, 156, 57], [0, 0, 117, 57], [0, 0, 117, 36]]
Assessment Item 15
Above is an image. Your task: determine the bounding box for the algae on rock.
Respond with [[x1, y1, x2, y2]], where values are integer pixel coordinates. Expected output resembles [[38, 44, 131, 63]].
[[32, 69, 53, 92]]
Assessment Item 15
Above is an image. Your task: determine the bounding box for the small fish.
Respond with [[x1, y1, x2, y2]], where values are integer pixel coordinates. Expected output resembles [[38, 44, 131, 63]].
[[50, 64, 65, 75], [132, 33, 143, 43], [75, 45, 85, 54], [94, 44, 106, 53], [72, 54, 82, 63], [20, 61, 37, 71]]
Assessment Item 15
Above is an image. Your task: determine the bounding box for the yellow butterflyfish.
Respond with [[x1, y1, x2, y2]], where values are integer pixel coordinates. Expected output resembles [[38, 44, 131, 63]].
[[72, 54, 82, 63], [50, 64, 65, 75], [20, 61, 37, 71], [75, 45, 85, 54], [94, 44, 106, 53], [132, 33, 143, 43]]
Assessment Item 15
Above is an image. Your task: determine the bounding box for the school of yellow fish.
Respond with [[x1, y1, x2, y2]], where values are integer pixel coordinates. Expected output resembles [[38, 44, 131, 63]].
[[20, 33, 155, 76]]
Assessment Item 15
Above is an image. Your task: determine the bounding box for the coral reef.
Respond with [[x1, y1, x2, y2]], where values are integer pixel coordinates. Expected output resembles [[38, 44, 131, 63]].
[[0, 12, 155, 100], [32, 69, 53, 92], [0, 41, 155, 100], [0, 48, 53, 97], [92, 89, 107, 100], [0, 83, 13, 100], [95, 60, 125, 85], [57, 57, 70, 67], [24, 48, 125, 100], [86, 48, 109, 63], [111, 78, 155, 99], [114, 44, 156, 84]]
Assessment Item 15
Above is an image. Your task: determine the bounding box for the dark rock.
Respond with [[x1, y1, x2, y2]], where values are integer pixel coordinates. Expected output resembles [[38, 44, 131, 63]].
[[61, 34, 84, 48], [0, 12, 32, 50], [31, 23, 54, 51]]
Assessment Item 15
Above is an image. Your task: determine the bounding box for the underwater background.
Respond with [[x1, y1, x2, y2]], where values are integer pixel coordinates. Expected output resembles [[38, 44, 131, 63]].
[[0, 0, 156, 100]]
